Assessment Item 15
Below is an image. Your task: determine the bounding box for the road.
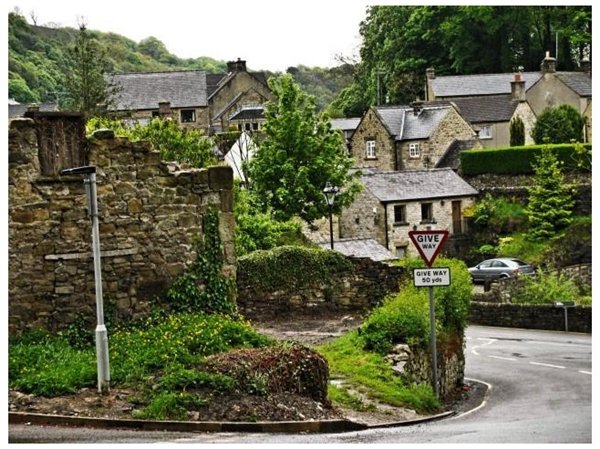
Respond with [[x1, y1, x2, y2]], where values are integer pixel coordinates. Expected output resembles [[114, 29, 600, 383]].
[[8, 325, 592, 443]]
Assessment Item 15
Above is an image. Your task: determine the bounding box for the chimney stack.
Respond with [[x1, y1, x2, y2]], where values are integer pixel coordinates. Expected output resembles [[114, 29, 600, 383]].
[[426, 67, 435, 80], [510, 72, 526, 102], [541, 51, 557, 74], [410, 99, 423, 116], [227, 58, 247, 73], [158, 101, 171, 118], [580, 57, 591, 76]]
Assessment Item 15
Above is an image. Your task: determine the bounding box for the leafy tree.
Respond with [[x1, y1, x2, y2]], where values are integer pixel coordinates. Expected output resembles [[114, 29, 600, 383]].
[[61, 23, 120, 116], [247, 74, 361, 224], [531, 104, 585, 144], [526, 146, 574, 241], [509, 116, 525, 146]]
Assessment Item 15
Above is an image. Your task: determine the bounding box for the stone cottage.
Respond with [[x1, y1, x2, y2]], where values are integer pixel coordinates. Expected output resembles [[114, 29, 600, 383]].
[[349, 103, 480, 172], [426, 53, 592, 145], [108, 58, 274, 134], [340, 168, 478, 259]]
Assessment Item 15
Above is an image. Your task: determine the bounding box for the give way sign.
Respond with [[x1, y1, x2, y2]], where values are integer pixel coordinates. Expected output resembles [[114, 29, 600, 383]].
[[408, 230, 449, 266]]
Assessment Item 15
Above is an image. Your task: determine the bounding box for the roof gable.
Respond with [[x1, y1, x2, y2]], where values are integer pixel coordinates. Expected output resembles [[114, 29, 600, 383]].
[[361, 168, 478, 202], [554, 72, 592, 97], [375, 105, 452, 141]]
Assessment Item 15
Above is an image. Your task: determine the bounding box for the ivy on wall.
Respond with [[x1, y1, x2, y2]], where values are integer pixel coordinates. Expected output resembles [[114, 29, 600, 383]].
[[166, 208, 236, 315], [237, 246, 354, 294]]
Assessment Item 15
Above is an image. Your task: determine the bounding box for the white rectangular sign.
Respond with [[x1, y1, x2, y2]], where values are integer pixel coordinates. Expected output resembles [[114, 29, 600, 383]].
[[413, 267, 451, 287]]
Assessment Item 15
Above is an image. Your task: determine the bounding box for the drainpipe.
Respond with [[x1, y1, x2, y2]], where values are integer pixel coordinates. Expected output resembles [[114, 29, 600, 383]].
[[383, 203, 389, 249]]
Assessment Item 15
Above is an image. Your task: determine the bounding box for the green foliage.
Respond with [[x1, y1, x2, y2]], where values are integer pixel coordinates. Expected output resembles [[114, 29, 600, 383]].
[[237, 245, 354, 294], [526, 146, 574, 242], [233, 185, 309, 257], [286, 64, 354, 112], [247, 74, 361, 223], [318, 332, 440, 413], [460, 143, 591, 176], [61, 24, 121, 116], [470, 194, 527, 234], [510, 271, 579, 305], [510, 116, 525, 147], [545, 215, 592, 267], [132, 391, 207, 420], [155, 367, 234, 393], [496, 234, 551, 267], [166, 208, 235, 315], [532, 105, 585, 144]]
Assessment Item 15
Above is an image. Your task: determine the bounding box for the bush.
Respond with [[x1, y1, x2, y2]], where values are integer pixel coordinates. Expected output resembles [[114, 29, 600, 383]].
[[460, 143, 591, 175], [511, 271, 579, 305], [531, 104, 585, 144]]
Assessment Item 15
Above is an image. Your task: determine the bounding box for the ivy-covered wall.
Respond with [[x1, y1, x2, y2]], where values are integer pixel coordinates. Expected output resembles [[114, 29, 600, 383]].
[[236, 246, 404, 319], [8, 116, 235, 333]]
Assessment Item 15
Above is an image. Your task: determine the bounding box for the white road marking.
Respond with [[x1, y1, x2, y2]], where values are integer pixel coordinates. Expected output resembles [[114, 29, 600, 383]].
[[471, 338, 497, 356], [488, 355, 516, 362], [449, 377, 492, 420], [579, 370, 592, 375], [529, 361, 565, 369]]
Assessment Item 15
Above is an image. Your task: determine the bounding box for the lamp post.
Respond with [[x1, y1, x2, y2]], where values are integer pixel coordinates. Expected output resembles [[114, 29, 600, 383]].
[[60, 165, 110, 393], [323, 182, 339, 250]]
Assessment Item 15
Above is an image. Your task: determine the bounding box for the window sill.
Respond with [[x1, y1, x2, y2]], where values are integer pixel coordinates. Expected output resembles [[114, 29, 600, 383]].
[[393, 222, 410, 227], [365, 156, 378, 160], [419, 220, 437, 225]]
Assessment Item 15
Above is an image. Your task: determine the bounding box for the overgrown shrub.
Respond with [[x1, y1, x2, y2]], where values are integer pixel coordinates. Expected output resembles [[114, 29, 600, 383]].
[[460, 143, 591, 176], [531, 104, 585, 144], [510, 271, 579, 305]]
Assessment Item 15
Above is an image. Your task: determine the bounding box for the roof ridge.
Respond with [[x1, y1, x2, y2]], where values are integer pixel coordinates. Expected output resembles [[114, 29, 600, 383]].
[[109, 69, 212, 76], [435, 71, 541, 79]]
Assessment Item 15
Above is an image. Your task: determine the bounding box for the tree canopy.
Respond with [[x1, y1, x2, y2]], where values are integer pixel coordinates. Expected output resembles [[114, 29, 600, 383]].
[[247, 74, 361, 224], [531, 105, 585, 144]]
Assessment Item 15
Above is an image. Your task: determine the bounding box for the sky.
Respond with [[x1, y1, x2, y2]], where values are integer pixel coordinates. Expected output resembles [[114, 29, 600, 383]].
[[6, 0, 384, 72]]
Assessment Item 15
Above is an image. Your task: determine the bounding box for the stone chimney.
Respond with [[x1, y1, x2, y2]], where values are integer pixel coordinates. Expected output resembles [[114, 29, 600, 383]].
[[227, 58, 247, 73], [158, 101, 171, 118], [541, 51, 557, 74], [426, 68, 435, 80], [580, 57, 591, 76], [410, 99, 424, 116], [510, 72, 526, 102]]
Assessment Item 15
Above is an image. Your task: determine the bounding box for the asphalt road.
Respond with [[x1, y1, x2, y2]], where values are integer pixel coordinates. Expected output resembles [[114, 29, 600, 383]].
[[8, 325, 592, 444]]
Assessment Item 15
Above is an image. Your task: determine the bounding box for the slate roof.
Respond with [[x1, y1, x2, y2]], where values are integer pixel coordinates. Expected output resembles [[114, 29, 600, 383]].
[[9, 102, 59, 118], [330, 117, 361, 132], [109, 71, 210, 111], [431, 72, 542, 97], [362, 168, 478, 203], [451, 95, 519, 123], [554, 72, 592, 97], [229, 106, 265, 121], [375, 105, 452, 141], [435, 140, 480, 170], [317, 238, 398, 262]]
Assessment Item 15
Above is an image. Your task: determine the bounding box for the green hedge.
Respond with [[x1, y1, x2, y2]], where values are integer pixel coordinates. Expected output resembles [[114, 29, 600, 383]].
[[460, 143, 591, 176]]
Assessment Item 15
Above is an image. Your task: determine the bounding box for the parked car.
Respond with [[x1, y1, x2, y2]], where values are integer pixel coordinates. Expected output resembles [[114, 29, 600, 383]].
[[468, 258, 536, 283]]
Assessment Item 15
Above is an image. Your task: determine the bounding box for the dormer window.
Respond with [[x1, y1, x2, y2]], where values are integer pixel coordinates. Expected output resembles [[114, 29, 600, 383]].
[[366, 140, 376, 159], [409, 143, 421, 158]]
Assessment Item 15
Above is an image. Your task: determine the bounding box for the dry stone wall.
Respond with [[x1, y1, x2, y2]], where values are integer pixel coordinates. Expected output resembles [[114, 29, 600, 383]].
[[9, 117, 235, 334]]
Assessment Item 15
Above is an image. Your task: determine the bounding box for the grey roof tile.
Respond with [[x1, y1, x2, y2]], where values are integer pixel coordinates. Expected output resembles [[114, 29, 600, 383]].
[[375, 105, 451, 141], [362, 168, 478, 203], [317, 238, 398, 262], [555, 72, 592, 97], [330, 117, 361, 131], [451, 95, 519, 123], [435, 139, 480, 170], [9, 102, 58, 118], [229, 106, 265, 121], [431, 72, 542, 97], [109, 70, 209, 111]]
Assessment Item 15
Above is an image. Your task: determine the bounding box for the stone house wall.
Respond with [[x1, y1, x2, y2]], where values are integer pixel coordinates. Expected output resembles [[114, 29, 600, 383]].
[[349, 109, 396, 170], [527, 73, 588, 117], [127, 106, 210, 131], [237, 257, 404, 320], [8, 117, 235, 334], [339, 188, 387, 246]]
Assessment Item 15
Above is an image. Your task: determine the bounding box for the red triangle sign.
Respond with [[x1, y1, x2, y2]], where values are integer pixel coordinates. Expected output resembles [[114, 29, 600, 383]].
[[408, 230, 449, 267]]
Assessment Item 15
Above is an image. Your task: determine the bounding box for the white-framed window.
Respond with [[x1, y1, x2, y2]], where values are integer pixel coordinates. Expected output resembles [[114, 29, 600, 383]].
[[478, 126, 492, 139], [180, 109, 196, 123], [366, 140, 376, 159], [409, 143, 421, 158]]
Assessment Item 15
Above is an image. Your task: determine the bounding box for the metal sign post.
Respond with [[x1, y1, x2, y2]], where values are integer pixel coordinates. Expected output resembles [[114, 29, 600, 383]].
[[60, 166, 110, 393], [408, 229, 450, 399]]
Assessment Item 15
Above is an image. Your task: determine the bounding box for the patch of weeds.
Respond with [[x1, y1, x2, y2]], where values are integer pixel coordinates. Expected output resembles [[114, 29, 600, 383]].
[[132, 391, 207, 421], [328, 384, 374, 411]]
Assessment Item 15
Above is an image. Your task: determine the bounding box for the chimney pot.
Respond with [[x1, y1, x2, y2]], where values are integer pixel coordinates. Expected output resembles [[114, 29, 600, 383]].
[[541, 52, 557, 74], [426, 67, 435, 80]]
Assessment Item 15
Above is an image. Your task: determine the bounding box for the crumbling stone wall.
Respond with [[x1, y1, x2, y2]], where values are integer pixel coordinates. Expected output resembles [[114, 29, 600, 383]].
[[9, 116, 235, 334]]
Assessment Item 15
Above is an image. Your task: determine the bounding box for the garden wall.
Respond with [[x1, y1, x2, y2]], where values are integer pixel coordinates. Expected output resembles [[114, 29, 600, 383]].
[[9, 115, 235, 334], [469, 302, 591, 333], [237, 250, 404, 320]]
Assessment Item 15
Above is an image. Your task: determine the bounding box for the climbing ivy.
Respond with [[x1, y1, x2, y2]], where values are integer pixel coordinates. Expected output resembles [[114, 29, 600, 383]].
[[166, 208, 236, 315]]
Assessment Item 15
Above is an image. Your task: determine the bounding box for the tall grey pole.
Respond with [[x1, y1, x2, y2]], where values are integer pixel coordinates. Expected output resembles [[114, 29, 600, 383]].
[[428, 286, 439, 399], [84, 172, 110, 393]]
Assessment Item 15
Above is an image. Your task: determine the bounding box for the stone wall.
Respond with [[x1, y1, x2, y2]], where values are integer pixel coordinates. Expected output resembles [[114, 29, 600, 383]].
[[9, 117, 235, 334], [237, 256, 404, 320], [469, 302, 591, 333]]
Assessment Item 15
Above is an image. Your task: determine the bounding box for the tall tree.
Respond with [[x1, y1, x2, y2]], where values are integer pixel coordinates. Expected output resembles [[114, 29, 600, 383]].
[[509, 116, 525, 147], [247, 74, 361, 224], [61, 23, 119, 116], [526, 146, 574, 242]]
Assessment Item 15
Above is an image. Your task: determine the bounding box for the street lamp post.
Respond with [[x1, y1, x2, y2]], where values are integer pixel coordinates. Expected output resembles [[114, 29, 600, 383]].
[[60, 165, 110, 393], [323, 182, 339, 250]]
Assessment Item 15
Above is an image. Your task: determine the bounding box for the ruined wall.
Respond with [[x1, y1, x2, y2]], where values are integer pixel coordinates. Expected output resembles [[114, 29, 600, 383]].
[[9, 117, 235, 334]]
